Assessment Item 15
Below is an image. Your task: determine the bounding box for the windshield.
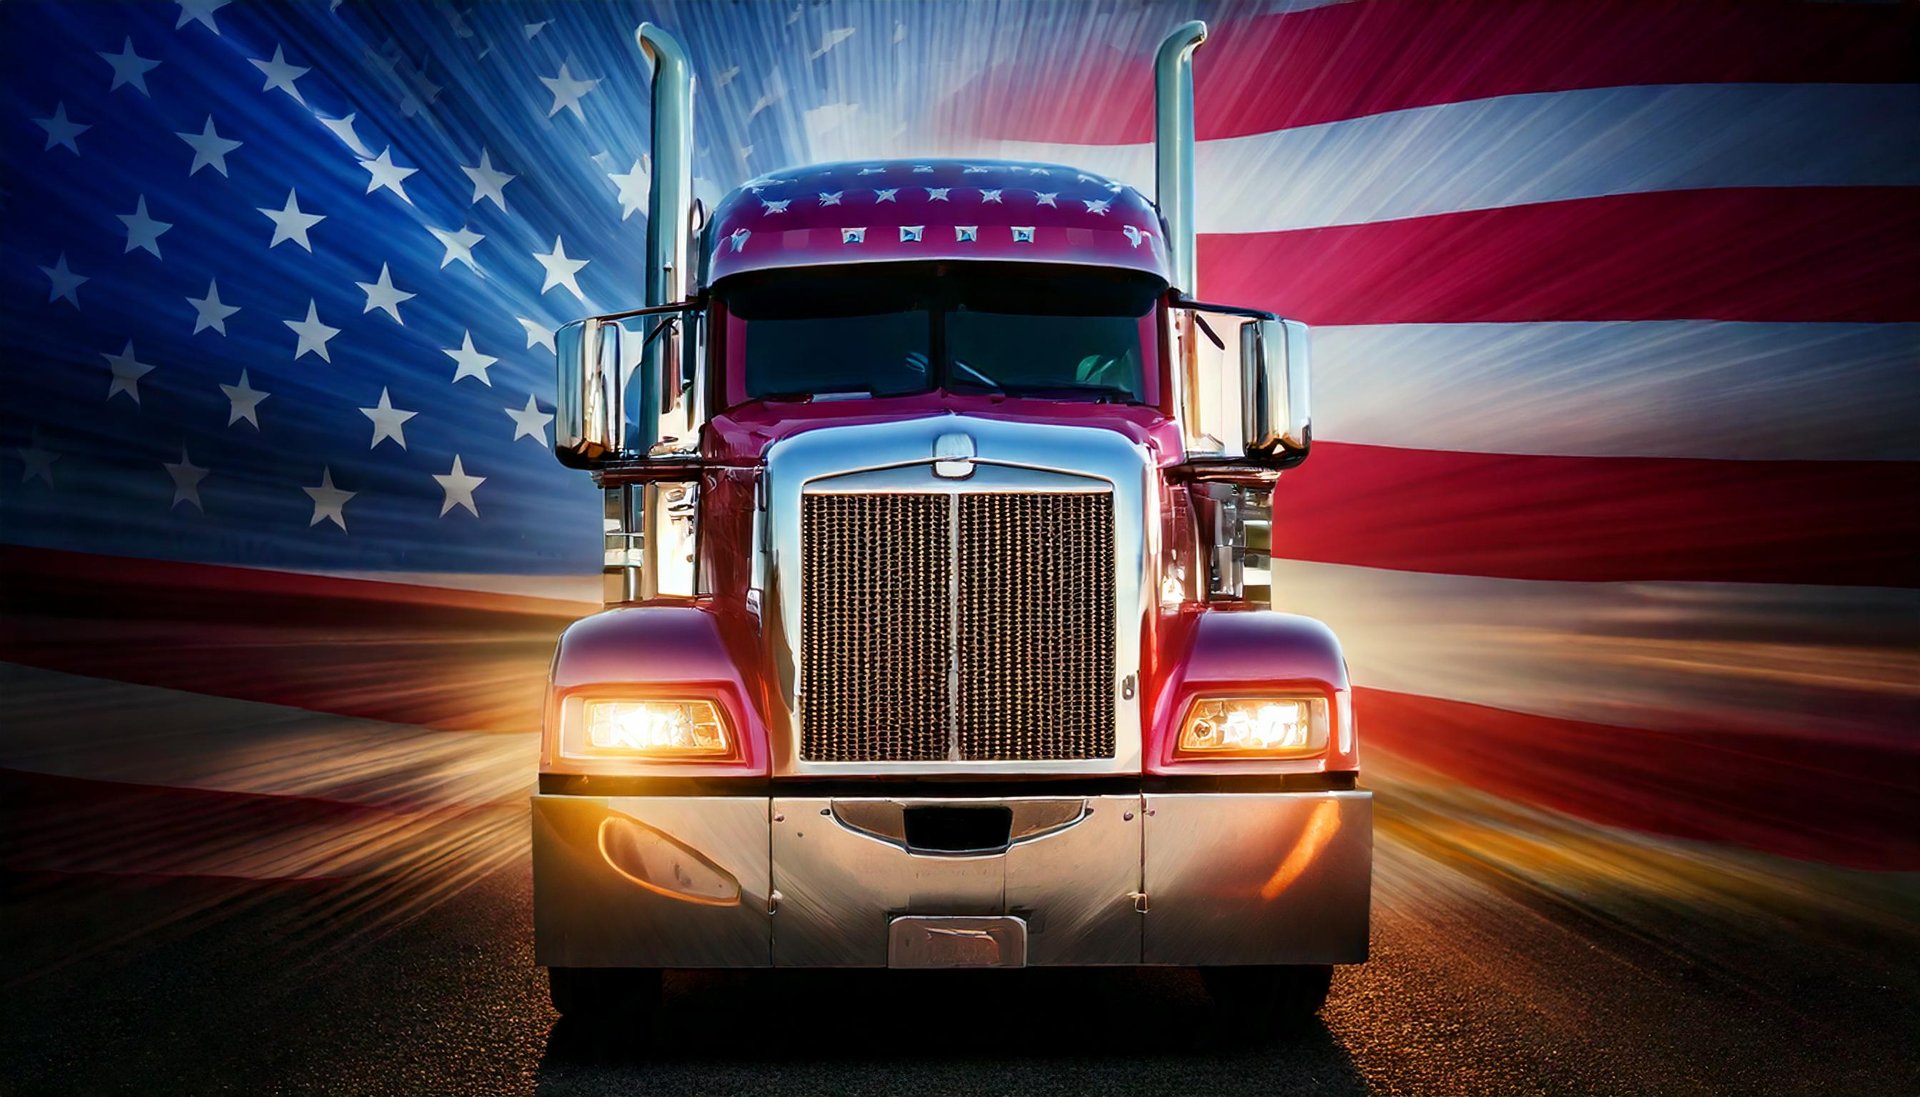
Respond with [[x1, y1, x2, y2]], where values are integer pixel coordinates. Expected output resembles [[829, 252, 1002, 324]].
[[722, 263, 1162, 406]]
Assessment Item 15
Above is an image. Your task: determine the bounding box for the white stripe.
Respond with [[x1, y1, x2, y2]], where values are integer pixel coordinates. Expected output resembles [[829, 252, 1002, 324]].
[[1268, 561, 1920, 740], [1312, 321, 1920, 460], [966, 83, 1920, 232], [0, 663, 533, 810], [0, 663, 533, 881]]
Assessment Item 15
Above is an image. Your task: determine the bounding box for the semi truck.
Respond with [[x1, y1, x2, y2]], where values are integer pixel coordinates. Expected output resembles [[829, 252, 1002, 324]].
[[532, 21, 1372, 1030]]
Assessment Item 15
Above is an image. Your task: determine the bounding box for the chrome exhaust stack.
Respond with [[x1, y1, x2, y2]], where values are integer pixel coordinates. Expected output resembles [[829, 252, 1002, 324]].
[[1154, 20, 1207, 299], [636, 23, 696, 307]]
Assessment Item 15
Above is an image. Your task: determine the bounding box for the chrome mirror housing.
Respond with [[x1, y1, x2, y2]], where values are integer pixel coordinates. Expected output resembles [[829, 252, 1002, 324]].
[[1174, 304, 1310, 470], [553, 305, 700, 469], [1242, 317, 1311, 467]]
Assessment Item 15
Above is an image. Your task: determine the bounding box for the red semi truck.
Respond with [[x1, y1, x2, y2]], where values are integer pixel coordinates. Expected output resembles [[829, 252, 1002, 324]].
[[533, 21, 1371, 1028]]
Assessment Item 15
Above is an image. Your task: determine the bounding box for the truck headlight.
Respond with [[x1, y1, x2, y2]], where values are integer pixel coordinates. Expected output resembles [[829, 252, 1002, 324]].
[[1176, 696, 1328, 758], [564, 698, 732, 759]]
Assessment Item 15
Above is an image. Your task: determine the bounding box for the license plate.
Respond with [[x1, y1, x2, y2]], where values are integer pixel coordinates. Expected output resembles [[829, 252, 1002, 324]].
[[887, 915, 1028, 969]]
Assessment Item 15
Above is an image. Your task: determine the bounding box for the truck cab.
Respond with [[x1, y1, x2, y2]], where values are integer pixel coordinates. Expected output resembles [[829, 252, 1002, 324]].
[[533, 22, 1371, 1029]]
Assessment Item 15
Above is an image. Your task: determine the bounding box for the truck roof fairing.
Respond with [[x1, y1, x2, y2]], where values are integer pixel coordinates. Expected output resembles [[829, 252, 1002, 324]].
[[703, 159, 1173, 287]]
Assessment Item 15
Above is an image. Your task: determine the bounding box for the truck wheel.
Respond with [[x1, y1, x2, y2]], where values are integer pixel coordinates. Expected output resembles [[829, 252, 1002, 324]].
[[547, 967, 662, 1019], [1200, 964, 1334, 1035]]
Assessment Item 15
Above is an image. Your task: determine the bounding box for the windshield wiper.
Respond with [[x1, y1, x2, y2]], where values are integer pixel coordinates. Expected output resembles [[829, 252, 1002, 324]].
[[755, 385, 876, 402], [985, 382, 1138, 402]]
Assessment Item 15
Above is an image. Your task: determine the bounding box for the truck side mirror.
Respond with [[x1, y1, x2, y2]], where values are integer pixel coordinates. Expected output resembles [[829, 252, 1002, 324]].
[[554, 304, 701, 470], [1175, 304, 1311, 470], [1242, 317, 1311, 467]]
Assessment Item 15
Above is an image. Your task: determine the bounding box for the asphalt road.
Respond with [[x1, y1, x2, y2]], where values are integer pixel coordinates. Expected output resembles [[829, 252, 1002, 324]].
[[5, 762, 1916, 1097]]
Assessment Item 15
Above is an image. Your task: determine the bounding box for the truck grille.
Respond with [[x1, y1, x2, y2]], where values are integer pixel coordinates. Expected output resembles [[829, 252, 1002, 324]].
[[800, 491, 1116, 763]]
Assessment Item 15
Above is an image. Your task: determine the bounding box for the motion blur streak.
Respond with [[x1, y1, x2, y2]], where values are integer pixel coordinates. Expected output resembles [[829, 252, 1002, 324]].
[[1258, 800, 1341, 902], [0, 1, 1916, 1087]]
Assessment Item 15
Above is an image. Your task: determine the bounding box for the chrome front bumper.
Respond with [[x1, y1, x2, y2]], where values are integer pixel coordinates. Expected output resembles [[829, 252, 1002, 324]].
[[532, 790, 1371, 969]]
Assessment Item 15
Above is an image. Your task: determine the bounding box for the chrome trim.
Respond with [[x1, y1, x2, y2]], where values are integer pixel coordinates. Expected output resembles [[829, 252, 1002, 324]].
[[829, 799, 1090, 851], [763, 415, 1153, 776], [1154, 21, 1207, 297]]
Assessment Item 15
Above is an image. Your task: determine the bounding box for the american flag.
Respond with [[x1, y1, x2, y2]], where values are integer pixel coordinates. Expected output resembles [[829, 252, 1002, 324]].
[[1, 0, 1915, 902]]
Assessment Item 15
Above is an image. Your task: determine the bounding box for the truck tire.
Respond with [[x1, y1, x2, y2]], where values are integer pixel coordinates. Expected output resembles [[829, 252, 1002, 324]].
[[1200, 964, 1334, 1035], [547, 967, 662, 1020]]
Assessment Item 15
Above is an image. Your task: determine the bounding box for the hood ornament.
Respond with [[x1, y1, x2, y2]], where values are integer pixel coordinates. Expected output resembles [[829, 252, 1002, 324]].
[[933, 432, 975, 479]]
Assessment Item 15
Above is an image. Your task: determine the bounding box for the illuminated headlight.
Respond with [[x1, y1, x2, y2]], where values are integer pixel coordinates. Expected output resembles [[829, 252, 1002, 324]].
[[1177, 696, 1329, 758], [564, 698, 732, 759]]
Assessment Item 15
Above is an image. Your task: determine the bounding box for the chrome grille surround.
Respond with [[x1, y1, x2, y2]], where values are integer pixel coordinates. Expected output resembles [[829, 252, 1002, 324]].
[[759, 416, 1151, 776]]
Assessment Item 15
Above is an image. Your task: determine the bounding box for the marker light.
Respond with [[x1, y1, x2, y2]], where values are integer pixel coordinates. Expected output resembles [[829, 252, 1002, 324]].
[[1177, 696, 1329, 758], [574, 699, 731, 758]]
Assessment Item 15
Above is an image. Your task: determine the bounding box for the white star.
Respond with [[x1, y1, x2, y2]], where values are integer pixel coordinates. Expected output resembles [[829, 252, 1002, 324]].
[[762, 199, 790, 214], [517, 317, 556, 352], [176, 116, 241, 176], [728, 228, 751, 252], [533, 236, 588, 299], [359, 386, 417, 449], [927, 187, 950, 201], [875, 188, 898, 202], [259, 189, 324, 251], [284, 299, 340, 362], [353, 146, 415, 204], [1083, 198, 1112, 215], [103, 341, 154, 403], [18, 444, 58, 486], [1036, 192, 1058, 207], [250, 45, 310, 104], [40, 253, 87, 308], [99, 37, 161, 96], [187, 279, 239, 334], [433, 455, 486, 517], [219, 370, 268, 428], [303, 467, 354, 530], [524, 20, 549, 40], [607, 158, 647, 220], [355, 263, 415, 323], [818, 191, 843, 206], [539, 62, 599, 120], [981, 189, 1003, 203], [1122, 225, 1146, 249], [505, 394, 554, 444], [460, 148, 515, 211], [34, 102, 89, 154], [444, 330, 497, 385], [175, 0, 231, 33], [163, 448, 208, 510], [118, 195, 172, 258], [317, 112, 374, 157], [429, 224, 483, 270]]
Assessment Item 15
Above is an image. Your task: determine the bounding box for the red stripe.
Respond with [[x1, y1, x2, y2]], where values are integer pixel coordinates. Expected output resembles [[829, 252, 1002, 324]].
[[1272, 443, 1920, 586], [948, 1, 1918, 144], [0, 546, 564, 732], [1201, 187, 1920, 325], [1358, 687, 1920, 871]]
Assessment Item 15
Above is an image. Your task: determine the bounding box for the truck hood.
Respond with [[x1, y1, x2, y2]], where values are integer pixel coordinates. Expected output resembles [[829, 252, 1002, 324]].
[[705, 392, 1187, 467]]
